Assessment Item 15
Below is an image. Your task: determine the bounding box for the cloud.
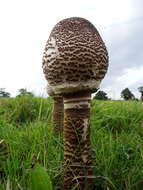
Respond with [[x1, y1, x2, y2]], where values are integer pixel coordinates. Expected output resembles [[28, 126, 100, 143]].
[[118, 66, 143, 84], [100, 7, 143, 99], [0, 0, 143, 98], [101, 65, 143, 99]]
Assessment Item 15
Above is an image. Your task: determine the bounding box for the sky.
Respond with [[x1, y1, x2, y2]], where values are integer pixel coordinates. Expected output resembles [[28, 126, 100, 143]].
[[0, 0, 143, 99]]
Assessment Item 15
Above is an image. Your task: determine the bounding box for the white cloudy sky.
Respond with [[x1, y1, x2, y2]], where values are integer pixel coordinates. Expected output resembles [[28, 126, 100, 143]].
[[0, 0, 143, 99]]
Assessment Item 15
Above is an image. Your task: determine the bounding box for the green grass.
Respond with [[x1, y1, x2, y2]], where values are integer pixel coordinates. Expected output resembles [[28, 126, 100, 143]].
[[0, 97, 143, 189]]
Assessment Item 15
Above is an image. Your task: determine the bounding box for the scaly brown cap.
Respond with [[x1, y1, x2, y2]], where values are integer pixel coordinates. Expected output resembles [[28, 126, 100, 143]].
[[42, 17, 108, 95]]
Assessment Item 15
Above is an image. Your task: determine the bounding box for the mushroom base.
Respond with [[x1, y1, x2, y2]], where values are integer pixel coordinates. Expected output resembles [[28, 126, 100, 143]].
[[63, 91, 93, 190]]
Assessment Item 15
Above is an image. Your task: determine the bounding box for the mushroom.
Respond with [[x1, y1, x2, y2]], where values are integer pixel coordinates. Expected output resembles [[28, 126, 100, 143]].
[[47, 84, 63, 134], [42, 17, 109, 189]]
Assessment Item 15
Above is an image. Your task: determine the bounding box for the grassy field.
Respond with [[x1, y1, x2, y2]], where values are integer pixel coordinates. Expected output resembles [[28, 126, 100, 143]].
[[0, 96, 143, 190]]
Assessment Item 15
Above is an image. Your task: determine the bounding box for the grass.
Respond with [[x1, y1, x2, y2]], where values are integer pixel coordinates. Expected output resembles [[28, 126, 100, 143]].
[[0, 96, 143, 189]]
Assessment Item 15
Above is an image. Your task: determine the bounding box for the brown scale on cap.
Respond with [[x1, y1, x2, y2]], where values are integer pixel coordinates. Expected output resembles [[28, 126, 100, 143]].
[[42, 17, 108, 95], [42, 17, 109, 190]]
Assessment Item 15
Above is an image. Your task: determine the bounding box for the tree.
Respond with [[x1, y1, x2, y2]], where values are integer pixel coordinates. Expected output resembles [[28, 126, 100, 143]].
[[93, 90, 108, 100], [17, 88, 34, 97], [121, 88, 135, 100], [138, 86, 143, 101], [0, 88, 11, 98]]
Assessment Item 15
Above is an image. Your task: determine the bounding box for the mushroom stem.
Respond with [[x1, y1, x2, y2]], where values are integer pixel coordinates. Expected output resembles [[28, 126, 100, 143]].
[[63, 90, 93, 190], [52, 95, 63, 134]]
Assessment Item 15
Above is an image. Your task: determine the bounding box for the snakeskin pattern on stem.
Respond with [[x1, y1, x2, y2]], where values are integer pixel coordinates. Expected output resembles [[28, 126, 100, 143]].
[[0, 140, 9, 178], [63, 91, 93, 190], [52, 96, 64, 134]]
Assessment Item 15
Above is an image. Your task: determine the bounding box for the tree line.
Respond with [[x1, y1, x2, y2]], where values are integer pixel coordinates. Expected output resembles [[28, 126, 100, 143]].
[[94, 87, 143, 101], [0, 87, 143, 101], [0, 88, 34, 98]]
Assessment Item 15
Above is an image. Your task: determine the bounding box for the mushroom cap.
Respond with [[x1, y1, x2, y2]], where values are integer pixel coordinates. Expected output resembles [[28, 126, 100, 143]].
[[42, 17, 108, 95]]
